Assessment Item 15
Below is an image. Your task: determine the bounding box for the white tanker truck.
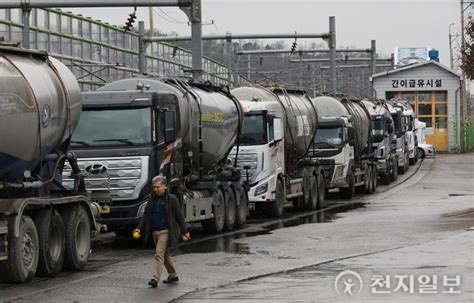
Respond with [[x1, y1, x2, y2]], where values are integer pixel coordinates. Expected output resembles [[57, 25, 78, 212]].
[[65, 78, 249, 240], [0, 46, 101, 282], [229, 86, 325, 217]]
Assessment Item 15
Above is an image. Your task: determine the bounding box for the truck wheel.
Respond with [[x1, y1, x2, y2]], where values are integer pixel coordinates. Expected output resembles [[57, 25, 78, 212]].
[[305, 174, 318, 211], [234, 186, 248, 228], [398, 158, 406, 174], [417, 147, 425, 159], [223, 187, 236, 231], [391, 158, 399, 181], [0, 215, 39, 283], [370, 166, 377, 193], [35, 210, 65, 277], [340, 170, 354, 199], [317, 174, 326, 209], [63, 205, 91, 270], [268, 178, 285, 217], [201, 188, 225, 233], [365, 168, 373, 194], [409, 156, 415, 165]]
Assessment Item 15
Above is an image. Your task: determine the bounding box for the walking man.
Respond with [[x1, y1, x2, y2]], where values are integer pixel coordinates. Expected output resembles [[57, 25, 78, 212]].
[[134, 175, 190, 288]]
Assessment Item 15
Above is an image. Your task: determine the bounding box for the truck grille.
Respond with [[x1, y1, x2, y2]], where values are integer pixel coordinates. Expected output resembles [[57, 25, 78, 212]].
[[62, 156, 149, 201], [228, 153, 258, 182]]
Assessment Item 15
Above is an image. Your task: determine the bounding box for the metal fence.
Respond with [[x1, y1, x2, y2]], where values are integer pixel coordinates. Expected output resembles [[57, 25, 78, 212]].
[[0, 8, 248, 91]]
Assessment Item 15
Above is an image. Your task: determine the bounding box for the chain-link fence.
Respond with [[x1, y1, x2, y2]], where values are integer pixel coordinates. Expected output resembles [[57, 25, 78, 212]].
[[0, 8, 248, 91]]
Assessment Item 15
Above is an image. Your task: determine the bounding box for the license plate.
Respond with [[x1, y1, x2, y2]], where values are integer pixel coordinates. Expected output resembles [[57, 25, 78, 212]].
[[100, 206, 111, 214], [248, 203, 256, 211]]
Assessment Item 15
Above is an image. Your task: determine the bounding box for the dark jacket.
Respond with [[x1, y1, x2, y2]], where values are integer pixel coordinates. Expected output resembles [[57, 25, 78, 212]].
[[137, 192, 187, 248]]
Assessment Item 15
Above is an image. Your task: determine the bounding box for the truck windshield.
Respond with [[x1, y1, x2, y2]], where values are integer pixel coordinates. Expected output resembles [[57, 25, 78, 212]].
[[314, 127, 343, 147], [372, 118, 385, 143], [240, 113, 267, 145], [71, 107, 151, 147]]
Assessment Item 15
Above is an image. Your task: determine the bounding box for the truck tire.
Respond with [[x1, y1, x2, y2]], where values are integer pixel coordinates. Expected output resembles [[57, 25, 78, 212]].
[[35, 209, 65, 277], [0, 215, 39, 283], [305, 174, 318, 210], [223, 187, 236, 231], [417, 147, 425, 159], [201, 188, 225, 233], [268, 178, 285, 217], [391, 158, 399, 181], [372, 166, 378, 192], [317, 173, 326, 209], [234, 186, 248, 228], [365, 167, 373, 194], [63, 205, 91, 270], [340, 170, 354, 199], [398, 158, 406, 174]]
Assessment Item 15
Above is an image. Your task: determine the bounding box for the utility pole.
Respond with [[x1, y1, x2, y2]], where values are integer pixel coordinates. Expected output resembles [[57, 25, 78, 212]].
[[449, 23, 455, 70], [149, 7, 154, 36], [329, 16, 337, 93]]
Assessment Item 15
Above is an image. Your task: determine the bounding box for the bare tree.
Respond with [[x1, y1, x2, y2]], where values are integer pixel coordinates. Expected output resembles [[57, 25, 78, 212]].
[[461, 20, 473, 80]]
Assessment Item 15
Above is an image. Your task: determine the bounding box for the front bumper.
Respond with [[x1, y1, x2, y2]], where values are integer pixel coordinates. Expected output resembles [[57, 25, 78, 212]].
[[99, 201, 144, 230]]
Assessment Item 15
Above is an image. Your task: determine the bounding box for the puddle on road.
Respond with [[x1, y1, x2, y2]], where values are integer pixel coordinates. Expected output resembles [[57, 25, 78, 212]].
[[176, 202, 366, 255]]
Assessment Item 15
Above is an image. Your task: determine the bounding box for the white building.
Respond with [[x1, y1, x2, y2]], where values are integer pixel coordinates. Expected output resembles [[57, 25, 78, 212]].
[[372, 61, 461, 152]]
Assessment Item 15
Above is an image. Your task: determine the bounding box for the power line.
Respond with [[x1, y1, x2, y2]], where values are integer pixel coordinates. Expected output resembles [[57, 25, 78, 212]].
[[153, 7, 187, 24]]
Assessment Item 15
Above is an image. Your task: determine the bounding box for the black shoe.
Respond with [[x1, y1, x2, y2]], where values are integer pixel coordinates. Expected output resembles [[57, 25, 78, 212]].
[[162, 276, 179, 284], [148, 279, 158, 288]]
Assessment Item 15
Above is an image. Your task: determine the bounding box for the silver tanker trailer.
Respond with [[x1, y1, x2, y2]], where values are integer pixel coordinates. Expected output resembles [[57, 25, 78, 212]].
[[64, 78, 249, 240], [229, 86, 325, 217], [0, 46, 101, 283]]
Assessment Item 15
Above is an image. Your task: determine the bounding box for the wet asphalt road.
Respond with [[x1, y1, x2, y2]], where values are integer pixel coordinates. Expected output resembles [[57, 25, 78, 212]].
[[0, 154, 472, 302]]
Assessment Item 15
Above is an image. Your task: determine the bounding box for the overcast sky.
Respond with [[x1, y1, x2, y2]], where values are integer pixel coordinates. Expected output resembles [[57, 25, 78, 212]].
[[68, 0, 464, 66], [67, 0, 474, 92]]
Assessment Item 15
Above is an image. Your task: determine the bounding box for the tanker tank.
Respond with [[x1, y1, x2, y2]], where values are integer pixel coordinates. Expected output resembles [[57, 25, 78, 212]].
[[311, 95, 371, 158], [231, 86, 318, 172], [98, 78, 243, 176], [0, 46, 81, 181]]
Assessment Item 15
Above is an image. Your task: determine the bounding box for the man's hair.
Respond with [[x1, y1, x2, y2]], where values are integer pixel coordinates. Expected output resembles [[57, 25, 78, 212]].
[[152, 175, 167, 185]]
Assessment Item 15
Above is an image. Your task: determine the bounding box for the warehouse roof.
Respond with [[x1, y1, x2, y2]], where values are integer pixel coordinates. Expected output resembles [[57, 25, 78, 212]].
[[372, 60, 460, 79]]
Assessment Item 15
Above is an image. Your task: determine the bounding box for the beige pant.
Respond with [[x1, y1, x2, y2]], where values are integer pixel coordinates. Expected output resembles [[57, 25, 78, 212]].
[[152, 230, 177, 281]]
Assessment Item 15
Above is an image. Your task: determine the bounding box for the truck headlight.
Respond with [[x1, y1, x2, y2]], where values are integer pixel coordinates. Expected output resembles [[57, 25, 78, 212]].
[[334, 165, 344, 179], [137, 201, 148, 218], [254, 182, 268, 196]]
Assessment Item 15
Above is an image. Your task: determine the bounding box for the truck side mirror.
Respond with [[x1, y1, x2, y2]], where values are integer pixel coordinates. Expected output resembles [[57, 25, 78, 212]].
[[273, 118, 283, 141], [164, 111, 176, 144], [388, 124, 394, 134]]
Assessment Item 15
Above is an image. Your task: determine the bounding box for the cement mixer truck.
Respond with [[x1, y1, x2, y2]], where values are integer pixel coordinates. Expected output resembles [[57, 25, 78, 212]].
[[65, 78, 249, 239], [0, 46, 101, 283], [309, 95, 378, 199], [229, 86, 325, 217]]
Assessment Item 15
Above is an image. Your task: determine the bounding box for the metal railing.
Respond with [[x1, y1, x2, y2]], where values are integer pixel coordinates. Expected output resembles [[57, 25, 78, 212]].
[[0, 8, 249, 90]]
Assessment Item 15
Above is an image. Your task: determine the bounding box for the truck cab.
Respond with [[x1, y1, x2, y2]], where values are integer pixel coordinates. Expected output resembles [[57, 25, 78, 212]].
[[361, 99, 398, 185], [312, 115, 353, 190], [388, 101, 410, 174], [229, 101, 284, 209], [64, 89, 179, 235]]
